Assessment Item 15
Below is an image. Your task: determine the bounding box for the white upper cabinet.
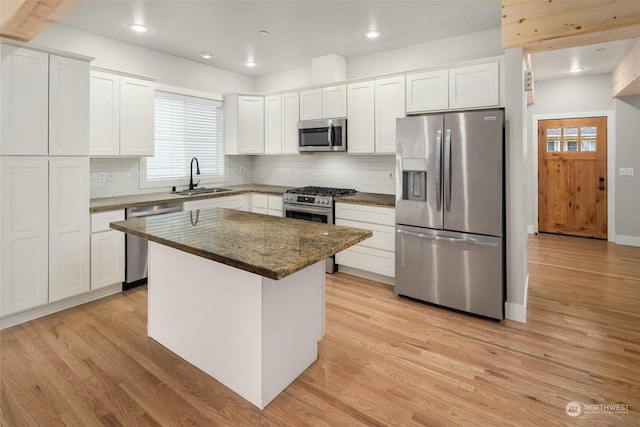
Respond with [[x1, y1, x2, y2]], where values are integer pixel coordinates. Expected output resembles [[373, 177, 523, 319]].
[[265, 92, 299, 155], [225, 95, 264, 154], [120, 76, 155, 156], [299, 88, 322, 120], [90, 71, 155, 156], [89, 70, 120, 156], [375, 76, 405, 154], [0, 46, 49, 155], [264, 95, 283, 154], [0, 157, 49, 316], [48, 157, 90, 302], [347, 81, 375, 154], [448, 62, 500, 110], [322, 85, 347, 118], [347, 76, 405, 155], [282, 92, 300, 154], [406, 69, 449, 113], [300, 85, 346, 120]]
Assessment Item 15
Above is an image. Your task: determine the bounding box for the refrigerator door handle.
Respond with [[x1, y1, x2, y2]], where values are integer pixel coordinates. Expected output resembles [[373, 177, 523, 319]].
[[444, 129, 452, 211], [397, 229, 499, 248], [435, 129, 442, 212]]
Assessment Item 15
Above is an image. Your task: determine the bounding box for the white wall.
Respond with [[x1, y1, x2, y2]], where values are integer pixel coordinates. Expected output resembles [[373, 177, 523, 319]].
[[254, 28, 503, 93], [527, 74, 615, 234], [252, 154, 395, 195], [504, 48, 529, 323], [31, 24, 254, 94], [613, 96, 640, 245]]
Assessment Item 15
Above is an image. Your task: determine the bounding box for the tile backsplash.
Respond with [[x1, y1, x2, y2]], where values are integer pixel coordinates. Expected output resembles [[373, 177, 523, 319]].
[[90, 154, 395, 198], [90, 156, 254, 199], [252, 154, 396, 194]]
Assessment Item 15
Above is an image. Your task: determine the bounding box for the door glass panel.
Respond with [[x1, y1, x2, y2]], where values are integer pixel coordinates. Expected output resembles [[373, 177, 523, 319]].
[[547, 140, 560, 152], [564, 140, 578, 152], [580, 126, 596, 138], [564, 127, 578, 138], [546, 128, 561, 138], [581, 139, 597, 152]]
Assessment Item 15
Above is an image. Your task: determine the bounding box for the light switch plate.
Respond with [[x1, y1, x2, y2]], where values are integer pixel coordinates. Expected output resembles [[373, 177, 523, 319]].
[[619, 167, 635, 176]]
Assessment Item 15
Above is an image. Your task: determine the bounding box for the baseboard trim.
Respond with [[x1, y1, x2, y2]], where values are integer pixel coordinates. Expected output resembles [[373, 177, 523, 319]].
[[505, 273, 529, 323], [1, 284, 122, 330], [527, 225, 535, 235], [615, 235, 640, 247], [337, 266, 395, 286]]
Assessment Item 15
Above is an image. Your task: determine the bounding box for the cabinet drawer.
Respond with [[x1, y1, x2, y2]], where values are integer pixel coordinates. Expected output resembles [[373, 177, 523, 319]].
[[268, 195, 282, 211], [335, 219, 394, 251], [336, 245, 395, 277], [91, 210, 124, 233], [335, 203, 395, 226], [252, 194, 268, 209]]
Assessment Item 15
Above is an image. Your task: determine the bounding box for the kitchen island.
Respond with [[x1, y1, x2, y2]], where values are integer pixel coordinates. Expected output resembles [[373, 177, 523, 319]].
[[110, 208, 371, 409]]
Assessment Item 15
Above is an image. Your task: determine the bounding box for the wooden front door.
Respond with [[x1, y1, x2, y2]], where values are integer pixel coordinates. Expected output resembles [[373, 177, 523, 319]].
[[538, 117, 607, 239]]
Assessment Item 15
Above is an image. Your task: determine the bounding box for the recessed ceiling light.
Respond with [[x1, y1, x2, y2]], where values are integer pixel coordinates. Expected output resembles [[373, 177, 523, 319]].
[[127, 23, 149, 33], [258, 30, 269, 36], [364, 30, 382, 39], [199, 52, 214, 59], [245, 61, 256, 67], [567, 67, 584, 73], [595, 48, 606, 52]]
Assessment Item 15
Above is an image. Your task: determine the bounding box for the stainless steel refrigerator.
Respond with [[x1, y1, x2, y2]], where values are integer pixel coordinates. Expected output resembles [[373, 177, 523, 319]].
[[395, 109, 505, 319]]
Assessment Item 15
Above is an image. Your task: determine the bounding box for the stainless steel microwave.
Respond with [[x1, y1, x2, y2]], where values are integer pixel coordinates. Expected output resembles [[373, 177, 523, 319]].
[[298, 119, 347, 152]]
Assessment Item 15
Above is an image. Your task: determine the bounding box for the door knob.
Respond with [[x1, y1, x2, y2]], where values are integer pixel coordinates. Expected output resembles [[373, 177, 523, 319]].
[[598, 177, 605, 182], [599, 185, 605, 190]]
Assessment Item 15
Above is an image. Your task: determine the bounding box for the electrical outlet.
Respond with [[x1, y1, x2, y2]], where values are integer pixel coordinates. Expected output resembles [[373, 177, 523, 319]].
[[97, 172, 106, 183], [239, 166, 244, 175], [387, 171, 394, 180], [107, 172, 114, 182], [132, 170, 140, 180], [619, 167, 635, 176]]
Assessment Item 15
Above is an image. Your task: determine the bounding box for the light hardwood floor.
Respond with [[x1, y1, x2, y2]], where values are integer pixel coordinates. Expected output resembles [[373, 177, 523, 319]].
[[2, 234, 639, 426]]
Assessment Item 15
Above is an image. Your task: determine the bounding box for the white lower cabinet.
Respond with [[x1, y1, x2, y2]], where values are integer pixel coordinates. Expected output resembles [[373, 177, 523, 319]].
[[90, 210, 125, 290], [335, 202, 396, 280], [1, 156, 90, 316], [251, 193, 283, 217], [183, 194, 250, 212]]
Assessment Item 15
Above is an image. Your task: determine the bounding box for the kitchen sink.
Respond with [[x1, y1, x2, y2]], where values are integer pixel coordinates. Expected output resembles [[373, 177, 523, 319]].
[[173, 187, 233, 196]]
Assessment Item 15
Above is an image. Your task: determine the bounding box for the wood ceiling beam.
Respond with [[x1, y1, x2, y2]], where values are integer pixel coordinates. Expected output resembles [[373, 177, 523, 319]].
[[502, 0, 640, 53], [0, 0, 81, 42], [612, 40, 640, 97]]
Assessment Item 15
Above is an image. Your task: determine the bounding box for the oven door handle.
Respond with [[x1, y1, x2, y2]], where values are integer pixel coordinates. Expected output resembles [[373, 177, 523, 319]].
[[283, 203, 332, 215]]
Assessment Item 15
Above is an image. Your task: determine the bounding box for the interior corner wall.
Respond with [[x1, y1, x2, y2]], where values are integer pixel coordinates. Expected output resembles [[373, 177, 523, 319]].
[[29, 23, 254, 94], [613, 96, 640, 245], [504, 47, 529, 323]]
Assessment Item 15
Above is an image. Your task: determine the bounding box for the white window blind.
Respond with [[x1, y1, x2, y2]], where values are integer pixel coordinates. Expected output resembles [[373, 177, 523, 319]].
[[147, 90, 224, 181]]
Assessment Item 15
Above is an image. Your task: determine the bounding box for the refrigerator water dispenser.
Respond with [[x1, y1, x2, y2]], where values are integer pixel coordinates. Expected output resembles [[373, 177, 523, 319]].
[[401, 158, 428, 202]]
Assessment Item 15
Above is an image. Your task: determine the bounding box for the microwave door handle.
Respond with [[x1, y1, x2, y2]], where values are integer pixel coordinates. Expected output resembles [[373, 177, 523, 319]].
[[328, 123, 334, 148]]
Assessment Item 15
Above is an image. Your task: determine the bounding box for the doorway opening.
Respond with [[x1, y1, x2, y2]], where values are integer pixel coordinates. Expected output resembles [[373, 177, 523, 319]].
[[538, 116, 607, 239]]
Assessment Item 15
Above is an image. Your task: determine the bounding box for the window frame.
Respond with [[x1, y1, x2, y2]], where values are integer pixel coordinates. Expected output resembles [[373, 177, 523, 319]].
[[140, 84, 226, 189]]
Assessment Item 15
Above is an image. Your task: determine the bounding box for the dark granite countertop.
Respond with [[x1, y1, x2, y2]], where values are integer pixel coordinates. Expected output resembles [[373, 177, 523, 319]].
[[90, 184, 294, 213], [335, 192, 395, 207], [110, 208, 372, 280]]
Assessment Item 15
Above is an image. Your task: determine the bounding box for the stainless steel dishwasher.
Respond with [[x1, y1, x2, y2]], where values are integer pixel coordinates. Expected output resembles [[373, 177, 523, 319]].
[[124, 201, 183, 289]]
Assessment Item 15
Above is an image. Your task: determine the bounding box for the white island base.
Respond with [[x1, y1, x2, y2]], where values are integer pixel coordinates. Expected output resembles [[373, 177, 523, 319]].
[[147, 242, 325, 409]]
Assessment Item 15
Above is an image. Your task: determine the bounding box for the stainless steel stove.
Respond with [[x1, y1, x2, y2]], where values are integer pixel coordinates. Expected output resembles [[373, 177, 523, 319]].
[[283, 186, 357, 273]]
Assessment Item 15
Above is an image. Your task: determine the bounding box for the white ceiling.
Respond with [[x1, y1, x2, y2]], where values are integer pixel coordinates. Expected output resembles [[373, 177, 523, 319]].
[[55, 1, 636, 81], [56, 0, 502, 77], [530, 39, 638, 81]]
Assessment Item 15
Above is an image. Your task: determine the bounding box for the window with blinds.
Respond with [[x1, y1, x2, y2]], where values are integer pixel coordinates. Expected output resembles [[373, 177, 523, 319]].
[[147, 90, 224, 182]]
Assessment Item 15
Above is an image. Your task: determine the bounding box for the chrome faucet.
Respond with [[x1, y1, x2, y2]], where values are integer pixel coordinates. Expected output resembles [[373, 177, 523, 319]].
[[189, 157, 200, 190]]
